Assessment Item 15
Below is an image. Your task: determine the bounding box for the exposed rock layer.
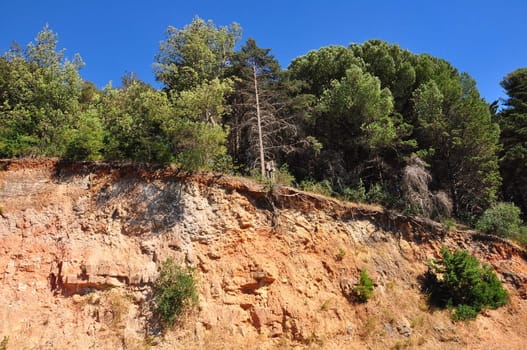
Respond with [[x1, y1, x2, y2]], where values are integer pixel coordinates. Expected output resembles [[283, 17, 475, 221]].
[[0, 159, 526, 349]]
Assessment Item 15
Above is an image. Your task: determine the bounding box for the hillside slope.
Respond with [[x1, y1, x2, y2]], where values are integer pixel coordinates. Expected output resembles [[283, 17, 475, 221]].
[[0, 159, 526, 349]]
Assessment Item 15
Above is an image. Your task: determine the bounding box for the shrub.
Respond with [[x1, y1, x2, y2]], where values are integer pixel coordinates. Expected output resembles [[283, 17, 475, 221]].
[[425, 247, 508, 320], [441, 218, 456, 232], [64, 110, 104, 161], [517, 226, 527, 247], [153, 259, 198, 327], [273, 163, 296, 186], [335, 248, 346, 261], [342, 179, 366, 202], [452, 304, 478, 321], [299, 178, 333, 197], [0, 336, 8, 350], [476, 202, 523, 237], [354, 269, 374, 303], [365, 182, 396, 207], [210, 154, 237, 174], [106, 291, 129, 329]]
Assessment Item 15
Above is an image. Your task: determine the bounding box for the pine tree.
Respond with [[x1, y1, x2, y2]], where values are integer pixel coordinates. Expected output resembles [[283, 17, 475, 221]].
[[498, 68, 527, 218]]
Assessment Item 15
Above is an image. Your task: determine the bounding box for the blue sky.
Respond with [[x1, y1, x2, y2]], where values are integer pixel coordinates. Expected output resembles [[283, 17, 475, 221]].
[[1, 0, 525, 103]]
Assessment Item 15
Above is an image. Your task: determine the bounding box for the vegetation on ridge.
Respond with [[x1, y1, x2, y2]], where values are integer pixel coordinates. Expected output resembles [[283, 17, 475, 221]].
[[1, 18, 527, 242]]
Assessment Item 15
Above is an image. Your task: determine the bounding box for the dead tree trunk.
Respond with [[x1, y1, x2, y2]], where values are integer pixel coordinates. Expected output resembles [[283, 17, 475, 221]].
[[253, 65, 265, 178]]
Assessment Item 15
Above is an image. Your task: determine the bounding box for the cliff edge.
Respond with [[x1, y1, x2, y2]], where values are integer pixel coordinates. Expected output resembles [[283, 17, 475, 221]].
[[1, 159, 526, 349]]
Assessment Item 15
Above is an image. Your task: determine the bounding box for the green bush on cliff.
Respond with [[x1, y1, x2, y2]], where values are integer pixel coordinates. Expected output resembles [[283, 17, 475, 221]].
[[153, 259, 198, 326], [476, 202, 527, 246], [476, 202, 523, 237], [425, 247, 508, 320], [354, 269, 374, 303]]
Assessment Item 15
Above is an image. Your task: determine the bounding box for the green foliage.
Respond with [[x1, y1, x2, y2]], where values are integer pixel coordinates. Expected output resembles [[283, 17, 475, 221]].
[[209, 154, 237, 174], [289, 41, 500, 221], [452, 304, 478, 321], [412, 73, 501, 220], [349, 40, 416, 108], [0, 23, 511, 226], [273, 163, 296, 186], [366, 183, 393, 206], [441, 218, 457, 232], [288, 45, 362, 96], [64, 109, 104, 161], [516, 227, 527, 247], [164, 120, 229, 171], [0, 25, 84, 158], [476, 202, 523, 237], [342, 179, 367, 202], [353, 269, 374, 303], [299, 178, 333, 197], [499, 68, 527, 219], [153, 259, 198, 327], [155, 17, 241, 91], [172, 77, 234, 126], [316, 65, 394, 143], [425, 247, 508, 320], [99, 80, 173, 162]]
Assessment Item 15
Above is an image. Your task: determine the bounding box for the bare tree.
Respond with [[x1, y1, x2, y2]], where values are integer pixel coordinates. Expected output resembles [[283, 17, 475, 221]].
[[227, 38, 301, 178], [402, 156, 433, 216], [402, 156, 452, 219]]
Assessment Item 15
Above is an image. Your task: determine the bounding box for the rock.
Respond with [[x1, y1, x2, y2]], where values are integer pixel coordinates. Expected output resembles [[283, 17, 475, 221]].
[[383, 323, 395, 337], [3, 159, 527, 350], [5, 260, 16, 274], [222, 295, 241, 305], [131, 291, 146, 304], [207, 249, 221, 260], [240, 221, 253, 229], [168, 237, 185, 251], [397, 324, 412, 337], [240, 281, 261, 293], [197, 255, 211, 272], [105, 277, 123, 287], [16, 219, 25, 229], [250, 307, 280, 329], [270, 322, 283, 337], [339, 277, 355, 298], [140, 240, 156, 256], [252, 270, 275, 284], [186, 250, 196, 265], [194, 322, 205, 340]]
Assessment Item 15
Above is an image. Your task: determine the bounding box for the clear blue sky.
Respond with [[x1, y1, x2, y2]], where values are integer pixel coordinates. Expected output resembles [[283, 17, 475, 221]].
[[1, 0, 525, 103]]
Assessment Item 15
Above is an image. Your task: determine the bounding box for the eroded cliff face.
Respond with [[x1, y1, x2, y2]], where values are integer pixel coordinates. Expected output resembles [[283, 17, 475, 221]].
[[1, 159, 526, 350]]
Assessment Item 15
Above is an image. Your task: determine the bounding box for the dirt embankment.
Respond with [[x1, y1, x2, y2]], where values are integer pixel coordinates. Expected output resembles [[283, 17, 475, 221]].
[[0, 159, 526, 349]]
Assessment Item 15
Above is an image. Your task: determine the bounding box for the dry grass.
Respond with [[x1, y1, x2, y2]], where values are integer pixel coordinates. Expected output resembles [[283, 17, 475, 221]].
[[105, 290, 130, 330]]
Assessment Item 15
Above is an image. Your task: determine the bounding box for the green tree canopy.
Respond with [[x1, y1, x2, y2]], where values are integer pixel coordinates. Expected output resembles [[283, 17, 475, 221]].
[[154, 17, 241, 92], [99, 79, 173, 162], [0, 25, 84, 157], [498, 68, 527, 218]]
